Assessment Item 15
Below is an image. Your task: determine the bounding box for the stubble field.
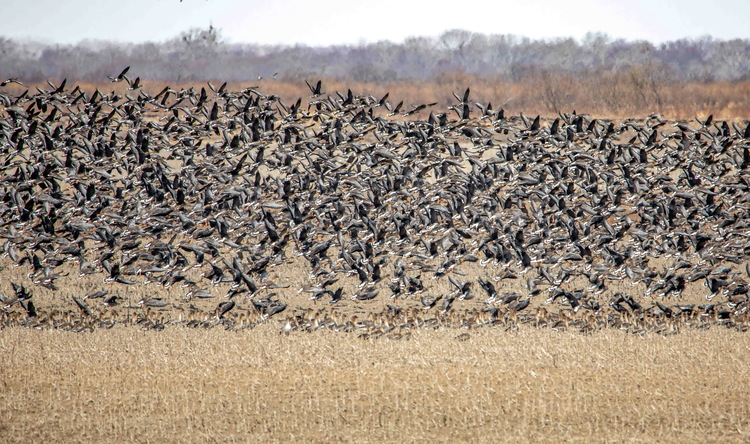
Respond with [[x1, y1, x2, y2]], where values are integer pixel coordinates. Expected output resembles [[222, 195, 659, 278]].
[[2, 327, 750, 443]]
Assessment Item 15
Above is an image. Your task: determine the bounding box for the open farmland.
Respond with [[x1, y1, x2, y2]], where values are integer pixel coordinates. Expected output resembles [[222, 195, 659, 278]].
[[1, 76, 750, 441], [2, 327, 750, 443]]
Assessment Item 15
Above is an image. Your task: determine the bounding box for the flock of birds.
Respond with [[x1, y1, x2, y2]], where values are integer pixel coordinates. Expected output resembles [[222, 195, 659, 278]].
[[1, 71, 749, 335]]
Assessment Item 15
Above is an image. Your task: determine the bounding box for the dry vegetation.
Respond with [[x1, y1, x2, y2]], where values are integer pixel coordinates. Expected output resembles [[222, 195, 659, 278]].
[[25, 75, 750, 120], [320, 74, 750, 120], [2, 326, 750, 443]]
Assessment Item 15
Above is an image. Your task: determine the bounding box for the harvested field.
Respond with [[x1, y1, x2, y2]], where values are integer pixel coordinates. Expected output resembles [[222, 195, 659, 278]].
[[1, 77, 750, 441], [2, 327, 750, 443]]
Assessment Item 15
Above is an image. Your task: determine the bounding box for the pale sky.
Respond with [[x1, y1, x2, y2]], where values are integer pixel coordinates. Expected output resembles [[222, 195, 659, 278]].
[[2, 0, 749, 46]]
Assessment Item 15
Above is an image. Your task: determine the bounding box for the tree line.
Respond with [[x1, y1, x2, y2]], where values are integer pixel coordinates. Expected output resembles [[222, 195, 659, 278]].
[[1, 27, 749, 84]]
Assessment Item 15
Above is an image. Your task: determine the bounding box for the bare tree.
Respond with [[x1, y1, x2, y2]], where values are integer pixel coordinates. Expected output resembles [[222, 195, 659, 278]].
[[538, 68, 575, 113], [0, 28, 749, 87], [629, 61, 670, 111], [440, 29, 473, 65]]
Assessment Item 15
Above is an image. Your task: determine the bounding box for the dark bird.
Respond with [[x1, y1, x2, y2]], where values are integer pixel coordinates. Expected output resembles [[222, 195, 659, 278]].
[[420, 295, 442, 311], [513, 298, 530, 312], [217, 300, 235, 319], [108, 66, 130, 83], [72, 296, 91, 316], [305, 79, 322, 97]]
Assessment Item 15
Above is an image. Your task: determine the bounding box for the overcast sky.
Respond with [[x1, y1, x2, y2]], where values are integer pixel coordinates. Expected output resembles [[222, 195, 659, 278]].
[[3, 0, 749, 46]]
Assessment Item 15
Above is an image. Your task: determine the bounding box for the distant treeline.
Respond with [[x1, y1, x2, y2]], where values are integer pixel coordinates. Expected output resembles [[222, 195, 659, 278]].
[[2, 28, 750, 117], [2, 27, 749, 83]]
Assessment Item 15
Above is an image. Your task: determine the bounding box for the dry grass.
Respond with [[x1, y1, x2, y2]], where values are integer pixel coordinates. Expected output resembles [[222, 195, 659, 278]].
[[1, 326, 749, 443], [10, 75, 750, 121], [281, 76, 750, 120]]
